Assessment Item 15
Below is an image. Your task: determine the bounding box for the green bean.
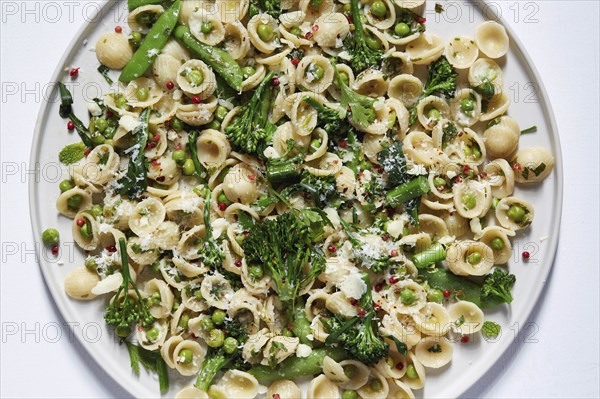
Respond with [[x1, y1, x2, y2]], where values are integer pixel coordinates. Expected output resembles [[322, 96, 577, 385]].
[[173, 25, 243, 92], [386, 176, 430, 207], [127, 0, 163, 11], [119, 0, 181, 82]]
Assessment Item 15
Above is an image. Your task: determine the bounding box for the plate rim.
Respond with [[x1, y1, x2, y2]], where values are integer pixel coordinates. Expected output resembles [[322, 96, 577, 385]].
[[28, 1, 564, 398]]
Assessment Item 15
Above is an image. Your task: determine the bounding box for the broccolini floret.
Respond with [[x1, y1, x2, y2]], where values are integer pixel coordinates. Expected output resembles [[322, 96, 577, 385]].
[[344, 0, 383, 73], [197, 188, 224, 271], [324, 273, 389, 365], [481, 268, 516, 305], [422, 55, 458, 98], [249, 0, 281, 18], [224, 71, 276, 157], [302, 96, 347, 136]]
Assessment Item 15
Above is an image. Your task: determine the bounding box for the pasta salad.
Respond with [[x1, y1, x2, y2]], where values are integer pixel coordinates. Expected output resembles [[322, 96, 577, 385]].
[[44, 0, 556, 397]]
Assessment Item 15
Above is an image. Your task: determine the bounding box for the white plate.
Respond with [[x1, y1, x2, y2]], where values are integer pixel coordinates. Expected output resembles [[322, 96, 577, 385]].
[[29, 1, 563, 398]]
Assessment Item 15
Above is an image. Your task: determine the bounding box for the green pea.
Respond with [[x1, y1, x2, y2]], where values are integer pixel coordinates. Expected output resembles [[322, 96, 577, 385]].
[[370, 379, 383, 392], [427, 288, 444, 303], [257, 23, 274, 42], [406, 364, 418, 379], [342, 391, 358, 399], [365, 34, 382, 50], [463, 146, 473, 157], [361, 160, 373, 171], [309, 0, 323, 9], [217, 193, 231, 205], [67, 194, 83, 210], [308, 64, 324, 81], [242, 65, 256, 79], [59, 179, 74, 193], [492, 197, 500, 210], [172, 150, 187, 164], [400, 288, 416, 305], [80, 222, 92, 240], [94, 117, 108, 133], [343, 364, 358, 378], [491, 237, 505, 250], [200, 21, 213, 34], [462, 193, 477, 210], [427, 108, 441, 120], [206, 329, 225, 348], [310, 138, 321, 152], [343, 3, 352, 14], [85, 258, 97, 272], [129, 31, 142, 48], [187, 70, 204, 86], [146, 327, 159, 342], [194, 290, 203, 301], [115, 95, 128, 109], [394, 22, 410, 37], [433, 177, 446, 187], [460, 97, 475, 113], [170, 117, 184, 131], [290, 26, 302, 36], [212, 309, 227, 326], [103, 126, 116, 139], [136, 87, 149, 101], [42, 228, 60, 245], [150, 292, 161, 305], [200, 317, 215, 332], [507, 205, 525, 222], [282, 328, 294, 337], [339, 71, 350, 86], [182, 159, 195, 176], [207, 119, 221, 130], [178, 348, 193, 364], [467, 251, 482, 265], [178, 313, 190, 329], [249, 265, 264, 279], [215, 105, 229, 121], [223, 337, 239, 354], [370, 0, 387, 18], [472, 145, 482, 159], [91, 134, 105, 145]]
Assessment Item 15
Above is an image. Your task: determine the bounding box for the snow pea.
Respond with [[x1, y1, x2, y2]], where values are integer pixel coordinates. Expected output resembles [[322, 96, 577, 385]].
[[173, 25, 243, 92], [119, 0, 181, 82]]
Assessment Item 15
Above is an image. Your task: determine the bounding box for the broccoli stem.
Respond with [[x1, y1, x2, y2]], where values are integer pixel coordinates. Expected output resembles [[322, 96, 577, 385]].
[[412, 243, 446, 269], [248, 347, 347, 384], [266, 157, 302, 186], [194, 353, 230, 392], [386, 175, 430, 207], [288, 302, 312, 346]]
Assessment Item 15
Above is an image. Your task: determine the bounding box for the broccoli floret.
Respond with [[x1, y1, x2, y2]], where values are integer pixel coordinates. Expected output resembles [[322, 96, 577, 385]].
[[339, 219, 393, 273], [481, 321, 502, 338], [224, 71, 276, 157], [481, 268, 516, 305], [194, 319, 249, 391], [422, 56, 458, 98], [58, 142, 87, 165], [334, 64, 376, 128], [296, 170, 338, 207], [249, 0, 281, 18], [302, 96, 347, 136], [324, 273, 389, 365], [474, 80, 495, 100], [344, 0, 383, 73], [104, 238, 154, 337], [197, 188, 225, 271]]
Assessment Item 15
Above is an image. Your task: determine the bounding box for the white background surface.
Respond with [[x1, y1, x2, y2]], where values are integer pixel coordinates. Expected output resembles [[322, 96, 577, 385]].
[[1, 1, 599, 398]]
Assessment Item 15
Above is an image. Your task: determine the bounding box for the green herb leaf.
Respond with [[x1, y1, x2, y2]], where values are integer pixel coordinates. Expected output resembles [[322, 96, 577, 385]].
[[97, 65, 114, 85], [385, 335, 408, 355], [520, 125, 537, 134], [58, 142, 87, 164]]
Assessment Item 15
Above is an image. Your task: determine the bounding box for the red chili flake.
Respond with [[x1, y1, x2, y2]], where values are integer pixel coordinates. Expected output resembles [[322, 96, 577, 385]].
[[107, 245, 117, 253], [461, 335, 470, 344], [287, 323, 294, 330], [390, 249, 398, 257], [291, 58, 299, 66], [357, 308, 366, 318], [522, 251, 530, 260], [312, 24, 319, 32], [137, 325, 143, 332], [51, 245, 59, 256], [166, 81, 175, 90], [454, 176, 463, 183], [84, 149, 91, 156], [234, 259, 242, 267], [443, 289, 451, 298], [247, 174, 256, 181], [374, 163, 382, 171], [69, 67, 80, 77], [175, 143, 182, 150], [146, 141, 156, 149], [303, 192, 312, 200], [374, 283, 383, 292], [480, 172, 488, 179], [153, 134, 160, 142], [106, 110, 113, 118], [218, 203, 227, 211], [191, 333, 198, 339], [191, 95, 202, 104], [273, 395, 281, 399], [346, 15, 352, 23], [67, 121, 75, 130], [327, 245, 337, 253], [415, 16, 426, 24], [151, 160, 161, 166], [387, 207, 395, 217], [382, 234, 390, 242], [339, 140, 348, 148], [350, 299, 359, 306], [304, 31, 313, 40], [389, 275, 399, 285], [76, 219, 85, 227], [114, 26, 122, 33], [156, 176, 165, 182], [462, 165, 470, 175], [271, 77, 280, 87], [512, 162, 522, 171], [373, 303, 382, 311], [395, 362, 404, 370]]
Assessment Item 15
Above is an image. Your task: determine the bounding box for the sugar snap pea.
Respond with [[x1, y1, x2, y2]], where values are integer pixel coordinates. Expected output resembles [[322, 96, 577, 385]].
[[119, 0, 181, 82], [173, 25, 243, 92]]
